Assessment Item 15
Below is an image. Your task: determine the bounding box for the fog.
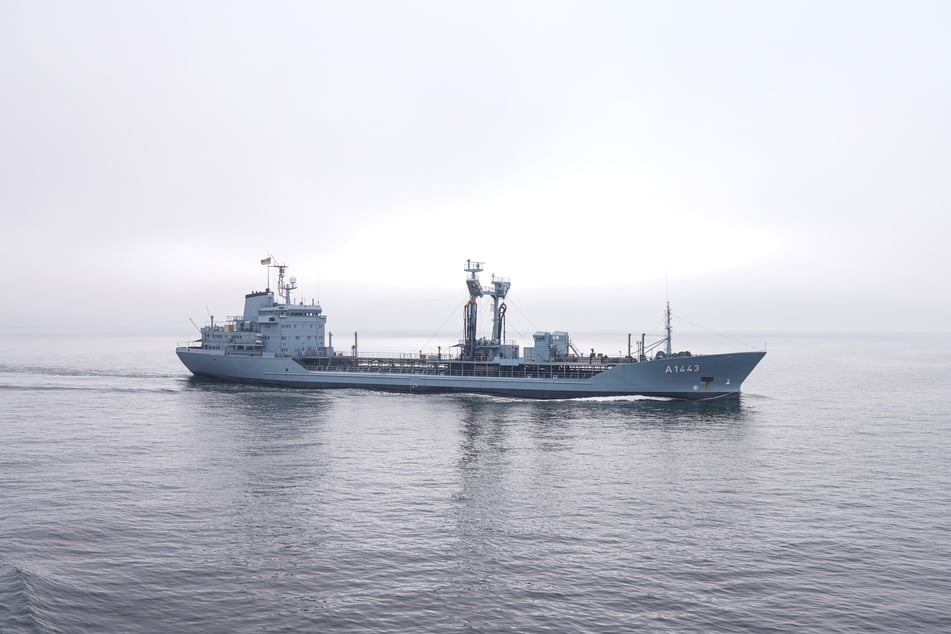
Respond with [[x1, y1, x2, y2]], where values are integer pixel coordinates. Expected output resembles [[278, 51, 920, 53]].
[[2, 1, 949, 342]]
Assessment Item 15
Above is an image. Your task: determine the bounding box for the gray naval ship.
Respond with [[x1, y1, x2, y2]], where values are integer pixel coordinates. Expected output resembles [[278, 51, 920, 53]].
[[177, 259, 765, 399]]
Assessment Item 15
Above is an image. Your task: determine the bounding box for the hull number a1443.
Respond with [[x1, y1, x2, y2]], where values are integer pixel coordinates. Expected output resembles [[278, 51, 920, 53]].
[[666, 363, 700, 374]]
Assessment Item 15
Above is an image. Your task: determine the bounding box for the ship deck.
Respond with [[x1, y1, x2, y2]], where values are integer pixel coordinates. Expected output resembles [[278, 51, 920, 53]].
[[294, 355, 634, 380]]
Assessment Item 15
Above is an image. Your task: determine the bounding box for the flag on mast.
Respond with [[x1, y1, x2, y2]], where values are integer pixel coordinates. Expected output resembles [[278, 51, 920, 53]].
[[261, 257, 272, 265]]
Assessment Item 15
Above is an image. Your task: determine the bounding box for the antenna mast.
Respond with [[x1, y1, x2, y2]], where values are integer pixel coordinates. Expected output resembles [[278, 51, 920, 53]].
[[261, 256, 296, 304], [665, 301, 672, 357], [275, 264, 297, 305], [664, 272, 672, 356]]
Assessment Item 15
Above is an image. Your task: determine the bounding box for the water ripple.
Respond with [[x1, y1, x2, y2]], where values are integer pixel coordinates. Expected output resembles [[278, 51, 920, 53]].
[[1, 334, 950, 632]]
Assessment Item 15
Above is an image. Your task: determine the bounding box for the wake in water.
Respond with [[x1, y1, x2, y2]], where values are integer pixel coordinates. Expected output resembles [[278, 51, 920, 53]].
[[0, 365, 186, 395], [0, 565, 44, 633], [0, 363, 183, 380]]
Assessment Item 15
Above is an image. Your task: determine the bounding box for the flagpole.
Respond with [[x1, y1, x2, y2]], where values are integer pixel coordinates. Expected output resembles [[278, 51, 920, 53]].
[[261, 256, 272, 291]]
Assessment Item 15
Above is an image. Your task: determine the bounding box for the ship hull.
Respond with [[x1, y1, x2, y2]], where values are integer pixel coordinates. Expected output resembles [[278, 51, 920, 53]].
[[176, 348, 765, 400]]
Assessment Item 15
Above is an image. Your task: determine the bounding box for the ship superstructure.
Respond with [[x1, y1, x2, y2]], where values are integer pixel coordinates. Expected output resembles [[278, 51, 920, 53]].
[[193, 262, 332, 359], [177, 259, 765, 399]]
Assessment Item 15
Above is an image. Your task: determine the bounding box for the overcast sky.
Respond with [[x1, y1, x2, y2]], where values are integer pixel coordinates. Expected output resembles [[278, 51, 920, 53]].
[[2, 1, 949, 341]]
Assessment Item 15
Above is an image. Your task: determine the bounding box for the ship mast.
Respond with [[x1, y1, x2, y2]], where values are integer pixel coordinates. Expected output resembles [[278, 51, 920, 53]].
[[269, 261, 297, 305], [461, 260, 512, 360], [665, 301, 673, 357], [463, 260, 484, 360], [487, 274, 510, 344]]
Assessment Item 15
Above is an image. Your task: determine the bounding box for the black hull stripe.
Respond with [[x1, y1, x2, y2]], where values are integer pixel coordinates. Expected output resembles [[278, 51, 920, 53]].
[[189, 372, 737, 401]]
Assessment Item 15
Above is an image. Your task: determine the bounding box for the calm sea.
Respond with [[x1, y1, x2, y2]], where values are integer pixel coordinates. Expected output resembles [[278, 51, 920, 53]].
[[1, 333, 949, 633]]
